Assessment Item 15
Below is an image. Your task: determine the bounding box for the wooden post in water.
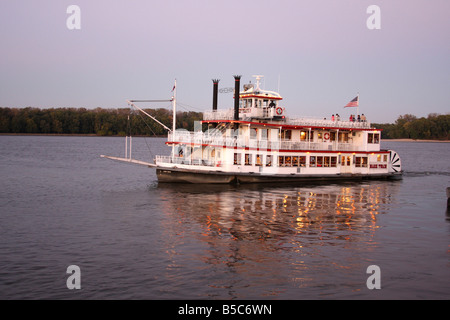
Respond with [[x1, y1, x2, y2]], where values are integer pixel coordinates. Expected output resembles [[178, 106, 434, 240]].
[[447, 187, 450, 208]]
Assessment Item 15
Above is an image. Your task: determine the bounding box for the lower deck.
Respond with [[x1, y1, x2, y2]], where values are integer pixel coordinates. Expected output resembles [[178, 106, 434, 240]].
[[156, 148, 400, 176], [154, 148, 402, 183]]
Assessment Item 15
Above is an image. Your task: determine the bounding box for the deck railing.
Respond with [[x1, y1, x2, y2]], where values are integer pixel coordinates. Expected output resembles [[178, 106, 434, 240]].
[[287, 117, 371, 129], [155, 155, 221, 167], [168, 131, 371, 152], [203, 108, 372, 129]]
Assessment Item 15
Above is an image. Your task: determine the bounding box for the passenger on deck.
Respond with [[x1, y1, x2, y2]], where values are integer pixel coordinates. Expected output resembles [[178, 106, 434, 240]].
[[361, 114, 367, 122]]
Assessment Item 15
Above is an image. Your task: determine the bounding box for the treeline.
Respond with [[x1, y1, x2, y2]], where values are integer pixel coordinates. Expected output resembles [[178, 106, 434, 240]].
[[0, 107, 203, 136], [1, 108, 448, 140], [373, 113, 449, 140]]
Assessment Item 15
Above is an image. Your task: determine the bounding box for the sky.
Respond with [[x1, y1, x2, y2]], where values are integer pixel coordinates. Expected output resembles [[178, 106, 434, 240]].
[[0, 0, 449, 123]]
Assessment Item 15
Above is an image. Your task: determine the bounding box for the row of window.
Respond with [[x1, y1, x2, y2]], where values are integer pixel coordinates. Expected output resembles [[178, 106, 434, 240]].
[[248, 129, 380, 143], [234, 153, 386, 168]]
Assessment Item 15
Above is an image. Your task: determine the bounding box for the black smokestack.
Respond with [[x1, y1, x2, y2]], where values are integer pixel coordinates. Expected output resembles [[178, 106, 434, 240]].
[[212, 79, 220, 111], [233, 75, 241, 121]]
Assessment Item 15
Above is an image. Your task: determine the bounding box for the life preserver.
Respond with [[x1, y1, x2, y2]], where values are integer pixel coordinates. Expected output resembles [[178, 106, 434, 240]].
[[324, 132, 330, 140], [275, 107, 283, 115]]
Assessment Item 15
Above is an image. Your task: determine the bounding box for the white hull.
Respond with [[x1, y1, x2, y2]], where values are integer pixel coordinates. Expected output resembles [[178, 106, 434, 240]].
[[156, 166, 401, 184]]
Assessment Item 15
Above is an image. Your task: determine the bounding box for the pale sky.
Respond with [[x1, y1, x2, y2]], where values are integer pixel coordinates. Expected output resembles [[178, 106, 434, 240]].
[[0, 0, 449, 123]]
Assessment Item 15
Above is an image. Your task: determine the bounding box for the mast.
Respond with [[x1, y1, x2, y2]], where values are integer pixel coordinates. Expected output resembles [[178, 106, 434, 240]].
[[357, 92, 360, 116], [172, 79, 177, 133], [172, 79, 177, 158], [252, 75, 264, 91]]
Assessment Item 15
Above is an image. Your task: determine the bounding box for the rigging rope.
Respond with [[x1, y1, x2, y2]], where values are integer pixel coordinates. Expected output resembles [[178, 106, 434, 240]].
[[127, 101, 202, 161], [129, 107, 170, 162]]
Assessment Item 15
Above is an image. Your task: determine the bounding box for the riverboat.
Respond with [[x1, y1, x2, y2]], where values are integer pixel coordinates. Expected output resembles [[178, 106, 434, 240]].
[[101, 75, 402, 183]]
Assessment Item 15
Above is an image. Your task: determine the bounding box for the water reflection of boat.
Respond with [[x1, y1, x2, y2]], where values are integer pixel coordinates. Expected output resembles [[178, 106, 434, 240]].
[[157, 180, 401, 242], [153, 180, 401, 298]]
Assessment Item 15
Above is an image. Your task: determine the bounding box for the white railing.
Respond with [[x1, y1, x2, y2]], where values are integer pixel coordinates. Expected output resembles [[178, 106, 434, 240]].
[[286, 117, 371, 129], [155, 155, 222, 167], [203, 109, 372, 129], [168, 131, 370, 151], [203, 108, 274, 121], [203, 109, 234, 121]]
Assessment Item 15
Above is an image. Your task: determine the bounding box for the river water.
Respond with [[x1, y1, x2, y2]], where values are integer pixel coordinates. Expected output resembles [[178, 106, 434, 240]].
[[0, 136, 449, 299]]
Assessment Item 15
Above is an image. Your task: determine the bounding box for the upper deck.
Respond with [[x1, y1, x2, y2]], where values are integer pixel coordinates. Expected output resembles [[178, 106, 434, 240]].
[[203, 111, 372, 131], [169, 75, 382, 153], [204, 75, 373, 131]]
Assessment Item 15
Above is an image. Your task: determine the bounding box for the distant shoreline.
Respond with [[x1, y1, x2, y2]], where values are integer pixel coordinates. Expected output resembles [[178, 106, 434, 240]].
[[0, 133, 165, 138], [1, 133, 448, 142], [383, 138, 449, 143]]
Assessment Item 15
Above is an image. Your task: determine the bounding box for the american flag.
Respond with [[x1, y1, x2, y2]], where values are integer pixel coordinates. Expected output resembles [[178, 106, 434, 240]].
[[344, 96, 359, 108]]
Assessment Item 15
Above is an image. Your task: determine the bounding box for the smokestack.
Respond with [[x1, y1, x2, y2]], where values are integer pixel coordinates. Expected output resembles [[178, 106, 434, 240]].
[[212, 79, 220, 111], [233, 75, 241, 121]]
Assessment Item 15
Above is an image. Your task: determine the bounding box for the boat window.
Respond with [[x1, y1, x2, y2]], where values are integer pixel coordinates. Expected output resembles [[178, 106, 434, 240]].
[[362, 157, 367, 167], [338, 132, 349, 142], [278, 155, 310, 167], [330, 156, 337, 167], [299, 156, 306, 167], [383, 154, 388, 162], [341, 155, 351, 166], [368, 133, 380, 144], [260, 128, 268, 140], [250, 128, 257, 139], [355, 156, 368, 167], [317, 156, 323, 167], [281, 130, 292, 140], [266, 155, 272, 167], [308, 156, 337, 168], [300, 131, 307, 141], [278, 156, 285, 167], [275, 155, 309, 167], [374, 133, 379, 143], [285, 156, 292, 166], [330, 132, 336, 141], [256, 154, 262, 166], [245, 154, 252, 165], [234, 153, 241, 165]]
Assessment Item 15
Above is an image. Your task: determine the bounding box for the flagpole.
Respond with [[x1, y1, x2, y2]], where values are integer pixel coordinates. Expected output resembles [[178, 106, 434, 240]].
[[172, 79, 177, 159], [357, 92, 359, 116], [172, 79, 177, 133]]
